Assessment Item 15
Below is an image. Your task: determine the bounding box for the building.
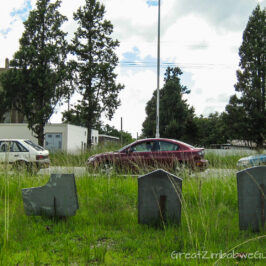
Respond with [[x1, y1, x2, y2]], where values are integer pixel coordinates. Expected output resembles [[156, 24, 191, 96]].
[[0, 123, 99, 153], [98, 134, 120, 144], [91, 129, 99, 145]]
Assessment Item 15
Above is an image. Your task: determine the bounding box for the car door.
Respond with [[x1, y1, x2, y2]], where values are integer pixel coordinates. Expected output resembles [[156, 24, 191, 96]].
[[9, 141, 30, 163], [126, 140, 158, 170], [156, 140, 181, 168], [0, 141, 9, 163]]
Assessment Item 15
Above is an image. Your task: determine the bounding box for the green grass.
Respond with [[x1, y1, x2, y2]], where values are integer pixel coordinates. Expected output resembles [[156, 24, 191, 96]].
[[49, 143, 123, 167], [205, 149, 261, 169], [0, 165, 265, 265], [0, 147, 265, 264]]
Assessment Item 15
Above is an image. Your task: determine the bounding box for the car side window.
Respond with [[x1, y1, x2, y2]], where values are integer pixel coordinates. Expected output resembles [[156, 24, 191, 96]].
[[17, 141, 28, 152], [159, 141, 179, 151], [0, 141, 10, 152], [10, 142, 20, 152], [11, 141, 28, 152], [131, 141, 159, 152], [0, 141, 7, 152]]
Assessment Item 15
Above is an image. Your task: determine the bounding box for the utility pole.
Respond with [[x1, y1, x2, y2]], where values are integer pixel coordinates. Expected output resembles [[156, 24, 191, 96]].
[[155, 0, 161, 138], [120, 117, 123, 145]]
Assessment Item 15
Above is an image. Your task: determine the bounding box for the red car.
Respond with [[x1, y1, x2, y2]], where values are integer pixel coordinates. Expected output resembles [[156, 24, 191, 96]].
[[87, 138, 208, 173]]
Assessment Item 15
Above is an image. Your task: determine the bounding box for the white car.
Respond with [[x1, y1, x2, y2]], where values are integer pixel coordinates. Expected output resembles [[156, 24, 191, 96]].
[[0, 139, 50, 171]]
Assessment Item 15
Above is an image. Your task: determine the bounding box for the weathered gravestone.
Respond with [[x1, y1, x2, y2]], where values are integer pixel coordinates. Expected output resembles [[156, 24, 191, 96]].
[[138, 169, 182, 225], [237, 166, 266, 231], [22, 173, 79, 217]]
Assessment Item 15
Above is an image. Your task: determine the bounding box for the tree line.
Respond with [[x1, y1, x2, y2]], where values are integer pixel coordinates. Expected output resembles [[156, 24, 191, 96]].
[[142, 5, 265, 149], [0, 0, 123, 147]]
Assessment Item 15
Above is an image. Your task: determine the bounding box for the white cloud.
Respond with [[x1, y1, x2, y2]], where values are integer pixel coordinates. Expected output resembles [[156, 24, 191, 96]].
[[102, 68, 160, 137]]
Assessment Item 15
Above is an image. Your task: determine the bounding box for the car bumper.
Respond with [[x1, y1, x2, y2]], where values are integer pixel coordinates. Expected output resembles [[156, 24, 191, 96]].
[[36, 159, 50, 169], [194, 159, 208, 170]]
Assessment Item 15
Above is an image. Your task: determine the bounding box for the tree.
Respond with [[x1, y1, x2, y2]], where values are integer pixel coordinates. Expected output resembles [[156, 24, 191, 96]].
[[1, 0, 69, 146], [223, 95, 247, 141], [194, 112, 227, 147], [63, 0, 124, 147], [227, 5, 266, 149], [0, 83, 9, 122], [99, 124, 134, 144], [142, 67, 197, 143]]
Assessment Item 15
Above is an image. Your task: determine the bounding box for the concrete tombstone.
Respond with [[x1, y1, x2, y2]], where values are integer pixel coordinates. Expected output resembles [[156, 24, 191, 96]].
[[138, 169, 182, 225], [237, 166, 266, 231], [22, 173, 79, 217]]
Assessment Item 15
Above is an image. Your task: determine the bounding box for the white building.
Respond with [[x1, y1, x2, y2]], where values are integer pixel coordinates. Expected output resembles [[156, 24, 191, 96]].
[[0, 123, 99, 153]]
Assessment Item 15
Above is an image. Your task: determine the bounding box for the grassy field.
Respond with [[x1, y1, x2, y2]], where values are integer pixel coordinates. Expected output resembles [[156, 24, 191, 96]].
[[0, 148, 265, 265]]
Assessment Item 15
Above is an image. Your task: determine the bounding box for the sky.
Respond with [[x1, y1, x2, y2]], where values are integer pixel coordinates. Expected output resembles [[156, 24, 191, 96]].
[[0, 0, 265, 138]]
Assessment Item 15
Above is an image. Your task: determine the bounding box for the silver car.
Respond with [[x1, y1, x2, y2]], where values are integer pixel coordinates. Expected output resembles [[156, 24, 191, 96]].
[[237, 154, 266, 168]]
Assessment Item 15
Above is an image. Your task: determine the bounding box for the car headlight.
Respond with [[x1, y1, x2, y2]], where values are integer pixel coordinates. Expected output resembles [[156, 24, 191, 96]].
[[237, 160, 248, 166], [88, 157, 96, 163], [198, 150, 204, 157]]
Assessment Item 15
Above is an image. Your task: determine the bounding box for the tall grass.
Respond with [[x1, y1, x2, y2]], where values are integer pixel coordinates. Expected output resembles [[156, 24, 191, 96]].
[[205, 148, 262, 169], [49, 143, 122, 167], [0, 163, 265, 265], [0, 147, 265, 264]]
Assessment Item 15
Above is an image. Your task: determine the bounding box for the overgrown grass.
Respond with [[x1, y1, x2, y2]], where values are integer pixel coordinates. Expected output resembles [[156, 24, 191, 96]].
[[205, 149, 260, 169], [0, 166, 265, 265], [49, 143, 122, 167]]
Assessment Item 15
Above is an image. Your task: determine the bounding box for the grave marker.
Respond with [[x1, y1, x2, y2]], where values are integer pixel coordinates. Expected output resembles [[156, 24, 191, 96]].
[[138, 169, 182, 225], [22, 173, 79, 217], [237, 166, 266, 231]]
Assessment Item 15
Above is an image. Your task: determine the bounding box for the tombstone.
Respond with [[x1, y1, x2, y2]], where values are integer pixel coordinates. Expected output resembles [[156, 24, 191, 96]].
[[22, 174, 79, 217], [237, 166, 266, 231], [138, 169, 182, 225]]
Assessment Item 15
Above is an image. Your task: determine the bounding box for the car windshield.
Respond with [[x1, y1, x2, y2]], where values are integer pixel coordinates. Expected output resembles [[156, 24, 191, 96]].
[[24, 140, 45, 151], [118, 142, 133, 152]]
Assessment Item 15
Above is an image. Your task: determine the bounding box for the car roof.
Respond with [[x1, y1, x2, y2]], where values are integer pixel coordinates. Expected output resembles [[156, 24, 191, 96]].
[[134, 138, 194, 146], [0, 139, 29, 141], [119, 138, 195, 151]]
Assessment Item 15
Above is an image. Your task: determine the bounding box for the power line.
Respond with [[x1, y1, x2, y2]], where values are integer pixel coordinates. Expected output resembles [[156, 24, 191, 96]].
[[118, 61, 236, 69]]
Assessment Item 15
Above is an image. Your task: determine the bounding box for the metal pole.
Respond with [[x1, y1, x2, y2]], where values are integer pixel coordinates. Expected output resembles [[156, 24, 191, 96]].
[[155, 0, 161, 138], [121, 117, 123, 145]]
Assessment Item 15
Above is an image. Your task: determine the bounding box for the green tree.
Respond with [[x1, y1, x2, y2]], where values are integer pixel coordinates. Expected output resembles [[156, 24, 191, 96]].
[[0, 0, 69, 145], [63, 0, 124, 147], [223, 95, 247, 141], [194, 112, 227, 147], [99, 124, 134, 144], [0, 78, 9, 122], [142, 67, 197, 143], [228, 5, 266, 148]]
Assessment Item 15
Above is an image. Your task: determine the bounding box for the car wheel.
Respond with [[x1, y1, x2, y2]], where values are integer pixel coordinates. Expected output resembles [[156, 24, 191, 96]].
[[100, 161, 113, 175], [173, 161, 191, 175], [13, 161, 28, 172], [27, 163, 39, 175], [173, 161, 184, 172]]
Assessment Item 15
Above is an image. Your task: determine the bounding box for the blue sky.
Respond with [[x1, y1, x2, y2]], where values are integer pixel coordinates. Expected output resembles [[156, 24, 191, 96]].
[[147, 0, 159, 7], [10, 0, 32, 21], [1, 0, 265, 136]]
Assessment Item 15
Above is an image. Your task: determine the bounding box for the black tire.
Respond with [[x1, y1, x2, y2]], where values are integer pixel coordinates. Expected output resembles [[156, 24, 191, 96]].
[[100, 161, 113, 174], [173, 161, 192, 175], [13, 161, 37, 174], [13, 161, 28, 172]]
